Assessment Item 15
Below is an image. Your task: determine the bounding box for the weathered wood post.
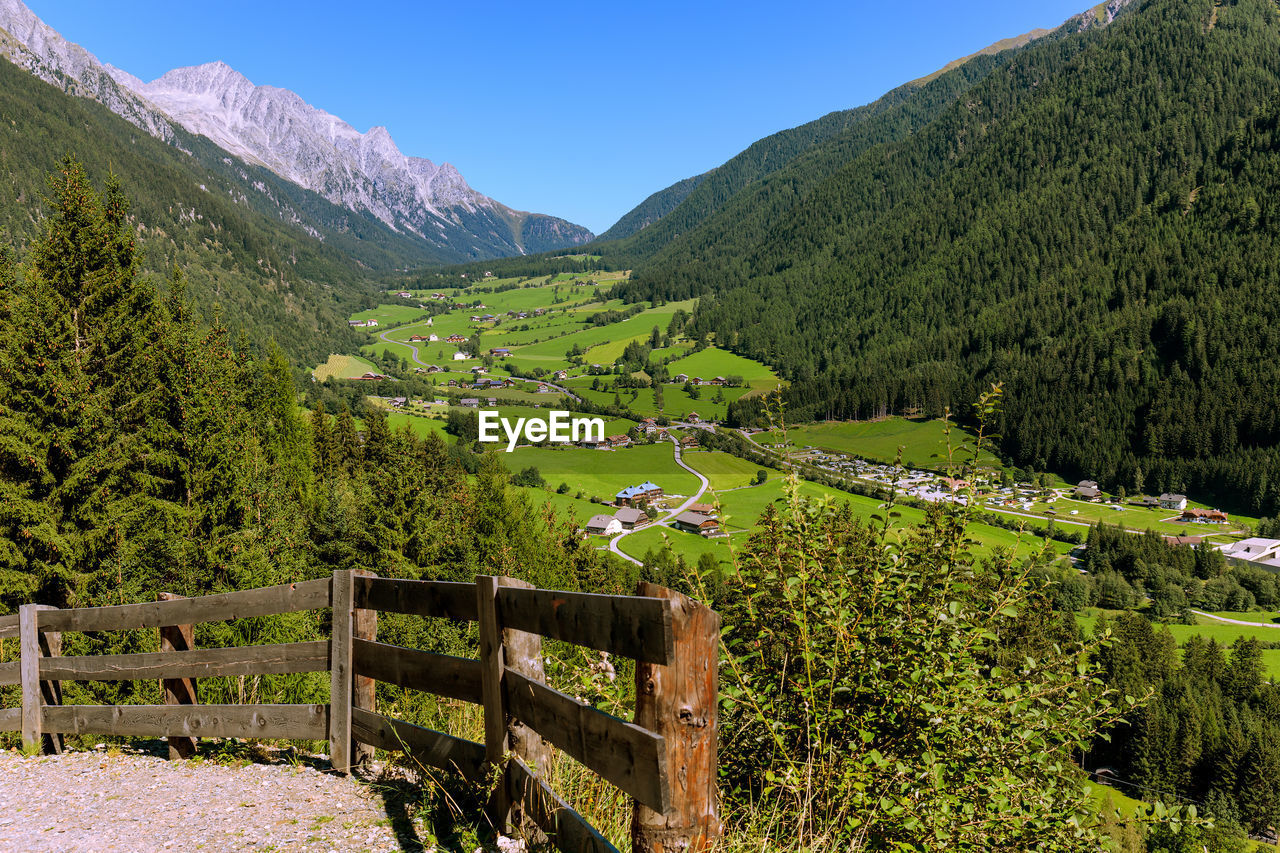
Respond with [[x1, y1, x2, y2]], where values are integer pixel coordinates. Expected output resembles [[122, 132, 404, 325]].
[[329, 569, 355, 774], [19, 604, 63, 755], [496, 577, 551, 842], [158, 592, 198, 759], [475, 574, 512, 833], [351, 569, 377, 768], [632, 583, 721, 853]]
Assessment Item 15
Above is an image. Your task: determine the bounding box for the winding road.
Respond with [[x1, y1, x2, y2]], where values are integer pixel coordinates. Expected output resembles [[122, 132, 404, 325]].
[[379, 326, 430, 367], [1191, 610, 1280, 628], [607, 436, 711, 566]]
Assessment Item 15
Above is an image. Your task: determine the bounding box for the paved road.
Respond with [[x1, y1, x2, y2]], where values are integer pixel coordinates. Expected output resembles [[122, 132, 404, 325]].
[[1191, 610, 1280, 628], [506, 375, 581, 402], [608, 436, 711, 566], [379, 326, 429, 367]]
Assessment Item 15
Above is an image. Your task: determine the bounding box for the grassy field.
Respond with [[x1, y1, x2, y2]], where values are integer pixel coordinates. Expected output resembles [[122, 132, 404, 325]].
[[682, 450, 768, 492], [349, 304, 431, 326], [502, 443, 700, 502], [312, 353, 379, 380], [667, 347, 780, 391], [763, 417, 1003, 471], [385, 412, 450, 439], [985, 495, 1243, 539], [616, 524, 752, 568], [709, 476, 1072, 560]]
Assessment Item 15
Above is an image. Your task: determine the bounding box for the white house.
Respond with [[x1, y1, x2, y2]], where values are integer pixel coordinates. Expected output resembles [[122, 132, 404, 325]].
[[585, 514, 623, 536], [1159, 493, 1188, 510], [453, 351, 471, 361]]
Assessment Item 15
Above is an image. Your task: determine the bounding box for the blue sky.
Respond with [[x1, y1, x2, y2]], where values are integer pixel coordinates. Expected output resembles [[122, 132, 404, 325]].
[[25, 0, 1088, 234]]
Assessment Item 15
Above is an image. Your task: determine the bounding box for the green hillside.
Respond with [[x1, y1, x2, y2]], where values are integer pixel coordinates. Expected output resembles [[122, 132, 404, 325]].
[[618, 0, 1280, 516]]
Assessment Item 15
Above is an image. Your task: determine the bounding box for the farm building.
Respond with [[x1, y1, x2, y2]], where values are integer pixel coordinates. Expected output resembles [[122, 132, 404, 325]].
[[673, 511, 719, 537], [1160, 493, 1188, 510]]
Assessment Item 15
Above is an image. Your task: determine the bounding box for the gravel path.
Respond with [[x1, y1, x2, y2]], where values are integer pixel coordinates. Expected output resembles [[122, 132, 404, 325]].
[[0, 746, 418, 852]]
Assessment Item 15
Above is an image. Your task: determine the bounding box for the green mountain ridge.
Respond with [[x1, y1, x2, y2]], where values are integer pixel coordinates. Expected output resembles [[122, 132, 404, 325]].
[[615, 0, 1280, 515]]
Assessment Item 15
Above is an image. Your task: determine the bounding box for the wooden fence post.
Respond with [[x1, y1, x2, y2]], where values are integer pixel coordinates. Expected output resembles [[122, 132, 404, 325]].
[[158, 593, 198, 760], [329, 569, 355, 774], [352, 569, 377, 768], [475, 574, 512, 833], [632, 583, 721, 853], [498, 577, 551, 843], [20, 604, 63, 755]]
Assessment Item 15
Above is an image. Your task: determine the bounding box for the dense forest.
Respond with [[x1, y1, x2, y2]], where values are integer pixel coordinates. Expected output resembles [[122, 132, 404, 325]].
[[585, 0, 1280, 516]]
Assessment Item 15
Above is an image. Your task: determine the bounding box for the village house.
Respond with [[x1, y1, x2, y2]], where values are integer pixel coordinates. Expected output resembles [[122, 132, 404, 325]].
[[471, 365, 487, 374], [537, 383, 550, 393], [616, 482, 663, 507], [687, 502, 717, 517], [395, 291, 412, 298], [353, 372, 387, 381], [585, 514, 623, 536], [606, 434, 632, 449], [680, 435, 699, 448], [460, 398, 480, 408], [673, 373, 689, 383], [613, 507, 648, 530], [1181, 507, 1228, 524], [446, 379, 460, 387], [453, 351, 470, 361], [446, 334, 467, 344], [389, 397, 408, 408], [578, 437, 603, 449], [686, 412, 702, 423], [673, 511, 720, 537], [424, 364, 445, 373], [1074, 480, 1100, 499], [490, 348, 512, 357], [1160, 493, 1189, 510], [1221, 538, 1280, 570], [553, 369, 569, 381], [409, 334, 429, 342]]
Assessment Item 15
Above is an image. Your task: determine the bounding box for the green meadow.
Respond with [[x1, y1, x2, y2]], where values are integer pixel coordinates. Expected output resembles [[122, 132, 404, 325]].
[[312, 353, 380, 380], [763, 417, 1002, 471], [502, 443, 700, 502]]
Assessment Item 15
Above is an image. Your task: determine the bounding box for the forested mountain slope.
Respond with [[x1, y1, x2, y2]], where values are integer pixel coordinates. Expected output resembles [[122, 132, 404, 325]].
[[621, 0, 1280, 515], [0, 55, 384, 365]]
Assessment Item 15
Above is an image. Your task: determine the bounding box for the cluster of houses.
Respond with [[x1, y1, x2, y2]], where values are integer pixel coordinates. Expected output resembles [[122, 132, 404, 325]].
[[348, 319, 379, 328], [583, 491, 723, 539], [578, 435, 633, 450], [585, 507, 649, 536], [409, 333, 439, 343], [671, 375, 729, 387], [1074, 482, 1230, 523]]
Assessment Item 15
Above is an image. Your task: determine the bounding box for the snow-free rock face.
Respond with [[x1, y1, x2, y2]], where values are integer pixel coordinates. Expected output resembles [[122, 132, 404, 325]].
[[0, 0, 592, 257]]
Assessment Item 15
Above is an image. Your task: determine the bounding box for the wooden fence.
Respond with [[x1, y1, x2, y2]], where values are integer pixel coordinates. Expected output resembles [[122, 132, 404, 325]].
[[0, 571, 720, 853]]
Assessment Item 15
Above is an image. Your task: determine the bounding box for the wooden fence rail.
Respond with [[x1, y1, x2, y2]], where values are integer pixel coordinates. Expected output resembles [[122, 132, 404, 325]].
[[0, 571, 720, 853]]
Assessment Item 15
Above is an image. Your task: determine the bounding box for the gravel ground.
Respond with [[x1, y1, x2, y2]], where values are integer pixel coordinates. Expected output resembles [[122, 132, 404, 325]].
[[0, 745, 424, 852]]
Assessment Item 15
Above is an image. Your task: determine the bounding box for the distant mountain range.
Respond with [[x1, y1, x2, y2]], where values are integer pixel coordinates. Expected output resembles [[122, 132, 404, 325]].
[[0, 0, 592, 262]]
